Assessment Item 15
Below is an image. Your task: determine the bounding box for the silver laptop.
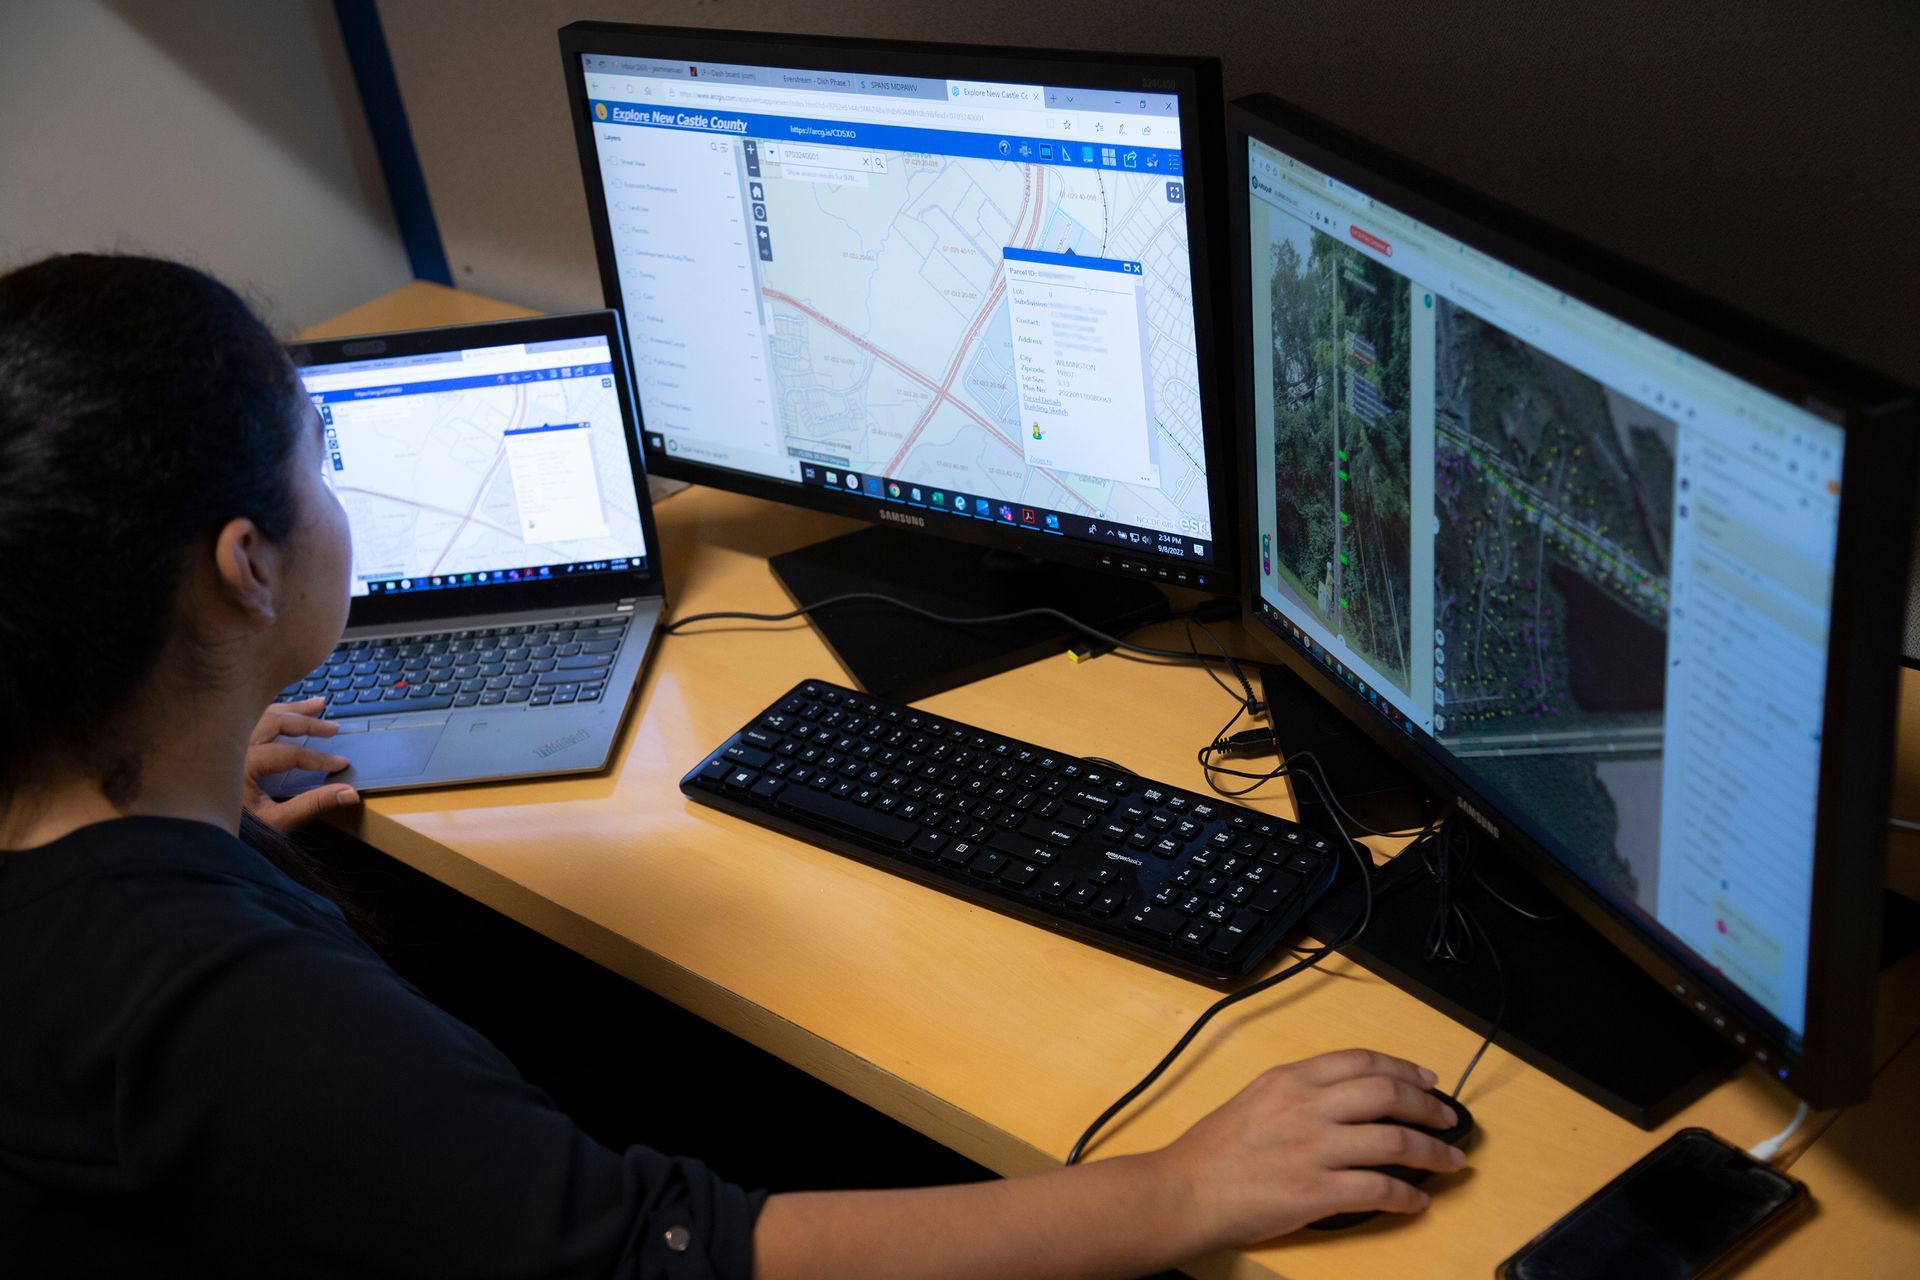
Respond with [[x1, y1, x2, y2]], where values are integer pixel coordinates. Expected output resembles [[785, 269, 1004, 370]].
[[264, 310, 667, 795]]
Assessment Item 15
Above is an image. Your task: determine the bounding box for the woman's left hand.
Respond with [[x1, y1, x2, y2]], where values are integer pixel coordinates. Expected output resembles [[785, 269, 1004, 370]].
[[244, 697, 361, 833]]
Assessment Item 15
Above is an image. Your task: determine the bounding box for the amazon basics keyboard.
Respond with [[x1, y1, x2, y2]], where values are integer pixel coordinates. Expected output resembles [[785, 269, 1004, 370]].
[[682, 680, 1341, 980]]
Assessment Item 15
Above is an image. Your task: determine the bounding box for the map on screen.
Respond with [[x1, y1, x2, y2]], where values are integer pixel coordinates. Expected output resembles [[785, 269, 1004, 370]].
[[299, 338, 647, 596]]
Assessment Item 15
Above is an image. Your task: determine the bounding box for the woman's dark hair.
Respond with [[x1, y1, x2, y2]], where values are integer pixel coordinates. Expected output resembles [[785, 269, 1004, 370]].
[[0, 255, 365, 924], [0, 254, 302, 802]]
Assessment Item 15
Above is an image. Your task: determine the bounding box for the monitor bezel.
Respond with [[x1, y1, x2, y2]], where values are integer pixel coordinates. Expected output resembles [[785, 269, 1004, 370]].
[[1229, 93, 1913, 1106], [558, 20, 1238, 597], [288, 309, 664, 628]]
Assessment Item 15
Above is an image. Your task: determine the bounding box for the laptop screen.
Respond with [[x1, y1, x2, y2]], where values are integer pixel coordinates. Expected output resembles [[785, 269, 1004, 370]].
[[297, 334, 651, 598]]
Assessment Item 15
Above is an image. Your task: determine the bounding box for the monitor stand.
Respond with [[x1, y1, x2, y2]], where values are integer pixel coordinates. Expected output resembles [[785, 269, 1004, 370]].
[[768, 525, 1170, 703], [1261, 665, 1436, 836], [1265, 667, 1742, 1127]]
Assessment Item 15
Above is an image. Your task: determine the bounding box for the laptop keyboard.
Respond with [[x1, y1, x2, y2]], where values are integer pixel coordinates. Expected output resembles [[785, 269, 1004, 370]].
[[278, 616, 630, 718]]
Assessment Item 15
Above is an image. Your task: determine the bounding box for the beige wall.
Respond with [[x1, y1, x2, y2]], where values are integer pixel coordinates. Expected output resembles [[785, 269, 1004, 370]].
[[375, 0, 1918, 385], [0, 0, 411, 331]]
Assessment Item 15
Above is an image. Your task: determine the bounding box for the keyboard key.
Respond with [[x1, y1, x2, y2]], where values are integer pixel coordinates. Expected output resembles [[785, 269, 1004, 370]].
[[328, 694, 453, 718], [1003, 862, 1040, 888], [988, 838, 1056, 867], [1020, 818, 1079, 847], [1127, 905, 1182, 938], [971, 850, 1008, 878], [1252, 883, 1300, 914]]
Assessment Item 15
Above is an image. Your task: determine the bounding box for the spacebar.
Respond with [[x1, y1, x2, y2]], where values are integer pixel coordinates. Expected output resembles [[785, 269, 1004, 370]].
[[774, 784, 916, 847], [326, 695, 455, 718]]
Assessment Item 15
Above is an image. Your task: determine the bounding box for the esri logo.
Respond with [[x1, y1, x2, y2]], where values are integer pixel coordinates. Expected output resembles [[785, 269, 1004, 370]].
[[593, 102, 608, 121]]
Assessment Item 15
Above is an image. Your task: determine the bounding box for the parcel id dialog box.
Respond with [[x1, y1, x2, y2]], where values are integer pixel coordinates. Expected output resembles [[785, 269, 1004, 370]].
[[1002, 247, 1160, 487]]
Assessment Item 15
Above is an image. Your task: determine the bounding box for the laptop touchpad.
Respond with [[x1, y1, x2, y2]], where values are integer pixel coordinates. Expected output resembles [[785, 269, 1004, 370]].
[[337, 726, 441, 781]]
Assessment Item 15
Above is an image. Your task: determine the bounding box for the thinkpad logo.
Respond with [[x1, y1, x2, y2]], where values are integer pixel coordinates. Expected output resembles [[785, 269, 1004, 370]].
[[534, 728, 592, 759], [878, 509, 924, 528]]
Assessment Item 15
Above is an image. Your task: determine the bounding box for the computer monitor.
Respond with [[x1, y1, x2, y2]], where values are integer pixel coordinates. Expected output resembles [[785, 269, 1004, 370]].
[[1231, 94, 1913, 1110], [559, 23, 1235, 699]]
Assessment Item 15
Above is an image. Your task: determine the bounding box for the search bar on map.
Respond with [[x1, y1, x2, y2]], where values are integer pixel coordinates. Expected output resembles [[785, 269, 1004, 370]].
[[764, 142, 888, 174]]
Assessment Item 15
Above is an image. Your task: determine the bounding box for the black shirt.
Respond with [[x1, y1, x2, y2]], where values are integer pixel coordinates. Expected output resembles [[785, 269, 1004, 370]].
[[0, 817, 763, 1278]]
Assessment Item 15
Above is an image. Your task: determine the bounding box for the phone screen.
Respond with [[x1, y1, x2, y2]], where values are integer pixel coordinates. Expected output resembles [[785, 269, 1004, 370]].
[[1504, 1130, 1804, 1279]]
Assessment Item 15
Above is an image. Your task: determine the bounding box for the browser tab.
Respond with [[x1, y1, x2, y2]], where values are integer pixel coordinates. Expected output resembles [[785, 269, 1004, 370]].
[[772, 68, 856, 93], [947, 79, 1046, 108], [686, 61, 771, 85], [857, 74, 946, 100]]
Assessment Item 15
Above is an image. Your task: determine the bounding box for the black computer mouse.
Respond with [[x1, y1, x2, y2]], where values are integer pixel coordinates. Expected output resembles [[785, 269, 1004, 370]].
[[1306, 1087, 1476, 1230]]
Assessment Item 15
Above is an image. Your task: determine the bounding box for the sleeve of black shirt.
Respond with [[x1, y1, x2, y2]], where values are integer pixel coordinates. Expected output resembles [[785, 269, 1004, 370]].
[[111, 883, 764, 1279]]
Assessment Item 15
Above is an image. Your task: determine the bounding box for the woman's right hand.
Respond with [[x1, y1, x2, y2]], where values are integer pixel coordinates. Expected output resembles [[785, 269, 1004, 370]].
[[1152, 1048, 1467, 1248]]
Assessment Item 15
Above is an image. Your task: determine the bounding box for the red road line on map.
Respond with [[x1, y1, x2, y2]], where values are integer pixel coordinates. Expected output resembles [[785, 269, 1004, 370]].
[[426, 447, 508, 576], [882, 166, 1044, 477], [764, 285, 1092, 514], [427, 385, 522, 575]]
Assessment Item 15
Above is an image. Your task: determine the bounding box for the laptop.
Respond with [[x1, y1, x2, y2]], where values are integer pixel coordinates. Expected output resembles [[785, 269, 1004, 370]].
[[262, 310, 667, 795]]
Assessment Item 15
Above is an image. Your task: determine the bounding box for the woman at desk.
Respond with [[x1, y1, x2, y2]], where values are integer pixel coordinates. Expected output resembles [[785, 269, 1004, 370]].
[[0, 256, 1466, 1279]]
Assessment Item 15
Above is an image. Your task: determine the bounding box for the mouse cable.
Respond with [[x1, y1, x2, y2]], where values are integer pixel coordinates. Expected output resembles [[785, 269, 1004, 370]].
[[1402, 818, 1509, 1101], [661, 591, 1265, 671], [1447, 903, 1507, 1100], [1064, 759, 1374, 1166]]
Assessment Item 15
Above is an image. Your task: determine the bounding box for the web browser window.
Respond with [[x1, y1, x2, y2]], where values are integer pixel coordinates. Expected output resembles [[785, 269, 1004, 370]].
[[1246, 137, 1844, 1042], [299, 336, 649, 597], [578, 54, 1216, 576]]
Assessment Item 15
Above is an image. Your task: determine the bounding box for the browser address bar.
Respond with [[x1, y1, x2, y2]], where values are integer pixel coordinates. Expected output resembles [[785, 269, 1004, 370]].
[[656, 81, 998, 129]]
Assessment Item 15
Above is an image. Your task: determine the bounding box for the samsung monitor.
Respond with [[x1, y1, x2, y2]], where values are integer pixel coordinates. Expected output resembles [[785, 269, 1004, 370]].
[[559, 23, 1235, 698], [1231, 94, 1912, 1110]]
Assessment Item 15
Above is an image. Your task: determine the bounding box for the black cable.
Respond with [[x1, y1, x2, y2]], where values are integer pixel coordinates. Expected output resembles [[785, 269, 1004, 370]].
[[1065, 759, 1374, 1165], [661, 591, 1270, 672], [1195, 720, 1438, 842], [1184, 616, 1261, 714], [1469, 865, 1560, 923], [1397, 817, 1511, 1101], [1449, 903, 1507, 1100]]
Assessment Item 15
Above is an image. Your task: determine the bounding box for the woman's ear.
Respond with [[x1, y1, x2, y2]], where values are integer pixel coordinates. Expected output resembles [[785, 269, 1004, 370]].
[[211, 516, 278, 626]]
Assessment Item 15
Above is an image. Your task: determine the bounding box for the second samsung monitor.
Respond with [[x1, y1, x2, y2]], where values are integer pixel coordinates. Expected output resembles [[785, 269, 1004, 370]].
[[559, 23, 1232, 593]]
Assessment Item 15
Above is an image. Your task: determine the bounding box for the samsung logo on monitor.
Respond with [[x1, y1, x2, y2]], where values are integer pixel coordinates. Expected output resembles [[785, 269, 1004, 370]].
[[878, 509, 925, 528], [1457, 798, 1500, 840]]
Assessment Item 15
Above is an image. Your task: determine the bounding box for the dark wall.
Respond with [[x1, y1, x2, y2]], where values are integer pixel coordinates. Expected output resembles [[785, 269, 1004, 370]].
[[378, 0, 1918, 385]]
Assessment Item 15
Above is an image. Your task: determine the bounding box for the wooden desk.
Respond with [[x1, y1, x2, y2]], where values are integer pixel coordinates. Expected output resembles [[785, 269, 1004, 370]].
[[309, 284, 1920, 1279]]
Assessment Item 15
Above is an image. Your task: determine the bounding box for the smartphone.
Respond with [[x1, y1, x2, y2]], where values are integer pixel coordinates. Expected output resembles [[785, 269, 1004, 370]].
[[1496, 1128, 1809, 1279]]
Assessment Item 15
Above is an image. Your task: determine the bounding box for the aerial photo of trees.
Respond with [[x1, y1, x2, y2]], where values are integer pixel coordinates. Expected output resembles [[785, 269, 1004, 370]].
[[1430, 297, 1676, 903], [1265, 214, 1414, 692]]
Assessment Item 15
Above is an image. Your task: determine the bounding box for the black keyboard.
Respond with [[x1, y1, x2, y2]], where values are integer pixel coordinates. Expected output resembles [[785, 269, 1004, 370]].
[[682, 680, 1341, 980], [279, 616, 630, 718]]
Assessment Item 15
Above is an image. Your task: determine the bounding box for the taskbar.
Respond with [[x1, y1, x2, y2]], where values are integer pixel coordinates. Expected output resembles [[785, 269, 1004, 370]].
[[361, 556, 645, 595], [786, 457, 1217, 583]]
